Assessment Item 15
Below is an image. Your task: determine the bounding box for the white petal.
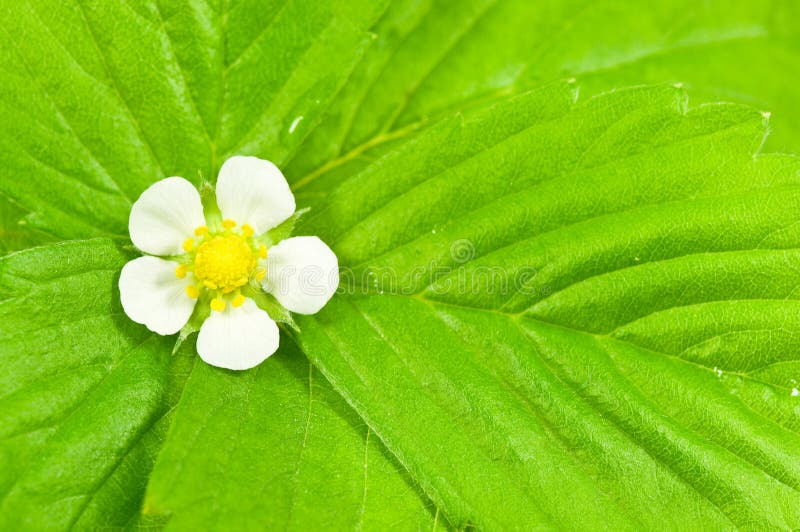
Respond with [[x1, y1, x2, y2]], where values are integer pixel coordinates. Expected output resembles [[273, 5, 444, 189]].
[[196, 298, 280, 370], [262, 236, 339, 314], [119, 256, 196, 335], [215, 156, 295, 234], [129, 177, 205, 255]]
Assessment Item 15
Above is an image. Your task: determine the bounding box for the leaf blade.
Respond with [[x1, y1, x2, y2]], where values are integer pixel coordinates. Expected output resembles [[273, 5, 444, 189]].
[[295, 85, 800, 528], [143, 341, 443, 530]]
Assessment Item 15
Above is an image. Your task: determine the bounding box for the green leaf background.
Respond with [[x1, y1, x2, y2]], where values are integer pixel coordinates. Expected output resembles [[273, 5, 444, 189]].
[[2, 0, 800, 529]]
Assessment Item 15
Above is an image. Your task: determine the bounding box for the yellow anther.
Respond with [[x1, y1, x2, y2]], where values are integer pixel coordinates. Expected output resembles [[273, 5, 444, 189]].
[[258, 245, 268, 259], [175, 264, 187, 279], [185, 285, 200, 299], [222, 219, 237, 230], [241, 224, 254, 237], [254, 267, 266, 281], [194, 225, 209, 236], [232, 293, 246, 308], [210, 297, 226, 312], [203, 280, 218, 290], [183, 238, 194, 252]]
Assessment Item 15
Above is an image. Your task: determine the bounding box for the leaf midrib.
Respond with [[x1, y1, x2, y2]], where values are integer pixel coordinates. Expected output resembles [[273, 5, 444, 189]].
[[410, 293, 800, 399], [342, 104, 758, 269]]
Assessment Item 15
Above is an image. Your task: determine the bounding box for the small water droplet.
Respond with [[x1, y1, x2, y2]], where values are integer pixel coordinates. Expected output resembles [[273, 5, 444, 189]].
[[288, 115, 304, 134], [792, 388, 799, 397]]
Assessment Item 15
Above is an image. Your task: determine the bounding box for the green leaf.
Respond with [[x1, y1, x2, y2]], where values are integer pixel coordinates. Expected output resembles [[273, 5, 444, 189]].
[[295, 84, 800, 528], [0, 0, 385, 240], [0, 240, 192, 529], [287, 0, 800, 193], [0, 194, 52, 254], [143, 340, 444, 530]]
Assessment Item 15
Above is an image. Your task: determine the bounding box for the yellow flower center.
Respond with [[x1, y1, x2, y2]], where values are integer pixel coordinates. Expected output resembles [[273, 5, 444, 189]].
[[193, 234, 256, 294], [180, 220, 267, 312]]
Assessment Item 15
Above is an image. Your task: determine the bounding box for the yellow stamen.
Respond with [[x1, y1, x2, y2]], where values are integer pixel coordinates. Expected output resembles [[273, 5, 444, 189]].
[[232, 293, 246, 308], [183, 238, 194, 252], [210, 297, 226, 312], [258, 245, 268, 259], [254, 267, 266, 281], [175, 264, 187, 279], [222, 219, 237, 230], [194, 225, 209, 236], [193, 235, 257, 293], [241, 223, 254, 237], [185, 285, 200, 299]]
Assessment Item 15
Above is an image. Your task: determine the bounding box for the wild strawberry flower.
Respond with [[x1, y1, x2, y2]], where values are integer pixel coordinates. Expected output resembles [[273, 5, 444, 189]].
[[119, 156, 338, 370]]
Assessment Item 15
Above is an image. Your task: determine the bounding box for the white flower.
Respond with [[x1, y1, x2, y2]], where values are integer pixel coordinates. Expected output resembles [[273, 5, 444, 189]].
[[119, 156, 339, 370]]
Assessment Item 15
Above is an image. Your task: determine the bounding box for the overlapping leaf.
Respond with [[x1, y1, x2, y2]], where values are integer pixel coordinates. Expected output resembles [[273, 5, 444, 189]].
[[295, 83, 800, 528], [0, 0, 441, 527], [287, 0, 800, 195], [0, 240, 189, 529], [144, 342, 442, 530]]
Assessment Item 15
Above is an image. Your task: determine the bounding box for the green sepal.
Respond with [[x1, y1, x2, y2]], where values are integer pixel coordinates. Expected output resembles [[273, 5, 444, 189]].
[[117, 243, 145, 259], [172, 291, 211, 354], [199, 180, 222, 233], [162, 253, 193, 265], [253, 207, 310, 247], [242, 284, 298, 330]]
